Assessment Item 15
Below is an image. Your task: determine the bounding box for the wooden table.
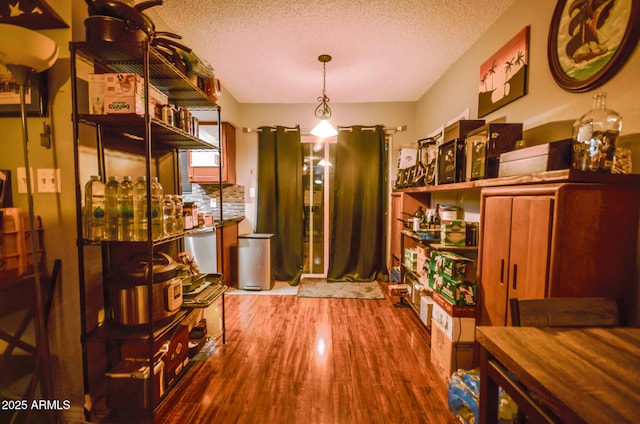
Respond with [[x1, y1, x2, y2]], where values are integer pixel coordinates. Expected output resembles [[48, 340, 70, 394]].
[[476, 326, 640, 424]]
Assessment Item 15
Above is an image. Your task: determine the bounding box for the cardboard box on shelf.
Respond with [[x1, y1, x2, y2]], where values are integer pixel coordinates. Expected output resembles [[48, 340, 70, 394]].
[[430, 272, 477, 306], [102, 73, 168, 117], [431, 299, 476, 342], [432, 291, 477, 318], [420, 295, 434, 327], [429, 250, 475, 282], [88, 73, 105, 114], [388, 284, 409, 297], [404, 247, 418, 272], [431, 320, 475, 384], [104, 73, 145, 114]]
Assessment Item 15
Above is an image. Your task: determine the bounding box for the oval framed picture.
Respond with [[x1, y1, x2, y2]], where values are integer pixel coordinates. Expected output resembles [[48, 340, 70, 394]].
[[548, 0, 640, 92]]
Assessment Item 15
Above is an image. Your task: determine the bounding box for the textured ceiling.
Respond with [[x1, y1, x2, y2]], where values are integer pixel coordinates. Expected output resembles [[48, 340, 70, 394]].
[[149, 0, 517, 104]]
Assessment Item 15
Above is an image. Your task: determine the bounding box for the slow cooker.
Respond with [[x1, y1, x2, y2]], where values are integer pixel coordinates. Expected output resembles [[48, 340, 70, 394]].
[[110, 252, 183, 326]]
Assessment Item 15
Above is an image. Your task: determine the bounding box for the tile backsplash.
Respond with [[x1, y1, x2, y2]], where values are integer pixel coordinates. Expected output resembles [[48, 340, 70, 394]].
[[184, 184, 245, 221]]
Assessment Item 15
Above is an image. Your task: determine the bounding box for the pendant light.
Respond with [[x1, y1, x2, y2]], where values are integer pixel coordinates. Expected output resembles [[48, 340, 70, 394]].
[[311, 54, 338, 138]]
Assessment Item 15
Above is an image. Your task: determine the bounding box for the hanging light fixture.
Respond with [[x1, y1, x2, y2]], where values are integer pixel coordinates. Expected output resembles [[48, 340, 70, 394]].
[[311, 54, 338, 138]]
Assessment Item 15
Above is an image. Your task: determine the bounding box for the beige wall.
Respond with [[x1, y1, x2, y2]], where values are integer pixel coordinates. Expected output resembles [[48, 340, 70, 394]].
[[415, 0, 640, 137]]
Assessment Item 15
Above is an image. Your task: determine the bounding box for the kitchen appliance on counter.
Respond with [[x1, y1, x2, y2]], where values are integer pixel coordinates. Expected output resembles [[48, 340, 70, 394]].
[[184, 230, 217, 274], [109, 252, 183, 326]]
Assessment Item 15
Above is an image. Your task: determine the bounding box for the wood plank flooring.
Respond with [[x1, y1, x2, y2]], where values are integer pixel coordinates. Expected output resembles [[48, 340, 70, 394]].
[[156, 283, 459, 423]]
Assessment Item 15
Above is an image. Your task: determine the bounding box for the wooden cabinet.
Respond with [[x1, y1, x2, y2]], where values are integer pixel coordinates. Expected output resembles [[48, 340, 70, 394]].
[[187, 121, 236, 184], [478, 182, 640, 326]]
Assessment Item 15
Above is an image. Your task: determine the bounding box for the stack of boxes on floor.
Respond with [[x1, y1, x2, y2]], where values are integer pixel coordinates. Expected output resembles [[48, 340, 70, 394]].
[[427, 250, 476, 383]]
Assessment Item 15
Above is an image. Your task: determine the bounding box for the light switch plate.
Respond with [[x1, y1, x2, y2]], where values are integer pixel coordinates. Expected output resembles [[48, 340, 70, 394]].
[[16, 167, 34, 193], [37, 168, 61, 193]]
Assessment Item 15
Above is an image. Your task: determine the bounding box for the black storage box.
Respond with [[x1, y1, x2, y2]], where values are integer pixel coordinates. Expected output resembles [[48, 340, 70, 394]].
[[437, 120, 486, 184], [438, 138, 466, 184], [466, 123, 523, 180], [443, 119, 485, 143]]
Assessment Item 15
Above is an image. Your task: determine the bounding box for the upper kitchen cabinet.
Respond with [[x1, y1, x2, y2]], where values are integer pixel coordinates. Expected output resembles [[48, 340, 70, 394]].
[[187, 122, 236, 184]]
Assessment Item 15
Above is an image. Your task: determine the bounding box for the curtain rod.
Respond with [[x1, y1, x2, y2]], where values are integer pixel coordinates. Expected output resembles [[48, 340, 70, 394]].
[[242, 125, 407, 134]]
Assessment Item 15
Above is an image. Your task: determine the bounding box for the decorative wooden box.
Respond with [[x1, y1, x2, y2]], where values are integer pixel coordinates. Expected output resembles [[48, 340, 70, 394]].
[[498, 139, 572, 177], [466, 123, 523, 180]]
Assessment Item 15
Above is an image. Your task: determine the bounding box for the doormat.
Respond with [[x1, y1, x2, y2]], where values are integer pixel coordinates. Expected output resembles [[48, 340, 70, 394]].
[[297, 278, 385, 300], [225, 280, 298, 295]]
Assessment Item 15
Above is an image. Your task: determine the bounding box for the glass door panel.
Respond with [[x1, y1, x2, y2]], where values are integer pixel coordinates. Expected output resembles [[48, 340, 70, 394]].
[[302, 137, 334, 276]]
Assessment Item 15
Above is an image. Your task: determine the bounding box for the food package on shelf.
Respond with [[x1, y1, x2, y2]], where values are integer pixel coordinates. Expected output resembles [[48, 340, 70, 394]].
[[429, 250, 475, 281], [440, 220, 467, 246], [404, 247, 418, 272], [429, 272, 477, 306], [101, 73, 168, 117]]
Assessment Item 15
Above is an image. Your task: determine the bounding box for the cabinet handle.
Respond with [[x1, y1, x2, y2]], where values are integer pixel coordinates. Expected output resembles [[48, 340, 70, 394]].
[[500, 259, 505, 284], [512, 264, 518, 290]]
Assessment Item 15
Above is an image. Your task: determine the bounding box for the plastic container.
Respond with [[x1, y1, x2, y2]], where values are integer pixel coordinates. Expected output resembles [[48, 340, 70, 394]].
[[104, 176, 119, 240], [163, 194, 175, 236], [151, 177, 163, 239], [117, 176, 134, 241], [84, 175, 105, 240], [173, 195, 184, 232], [133, 176, 148, 241]]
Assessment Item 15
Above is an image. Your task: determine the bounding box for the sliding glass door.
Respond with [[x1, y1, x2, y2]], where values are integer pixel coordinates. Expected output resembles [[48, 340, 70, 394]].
[[301, 136, 335, 276]]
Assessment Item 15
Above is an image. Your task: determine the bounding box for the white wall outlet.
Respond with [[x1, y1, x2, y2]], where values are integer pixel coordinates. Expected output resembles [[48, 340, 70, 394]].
[[249, 187, 256, 198], [37, 168, 61, 193], [209, 198, 217, 207], [16, 167, 34, 193]]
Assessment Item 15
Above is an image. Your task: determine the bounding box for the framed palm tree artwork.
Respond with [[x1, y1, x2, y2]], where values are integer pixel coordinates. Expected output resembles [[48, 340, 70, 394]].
[[478, 26, 530, 118], [548, 0, 640, 92]]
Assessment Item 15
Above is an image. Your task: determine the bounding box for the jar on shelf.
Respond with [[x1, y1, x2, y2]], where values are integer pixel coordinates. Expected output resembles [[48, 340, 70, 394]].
[[572, 93, 622, 172]]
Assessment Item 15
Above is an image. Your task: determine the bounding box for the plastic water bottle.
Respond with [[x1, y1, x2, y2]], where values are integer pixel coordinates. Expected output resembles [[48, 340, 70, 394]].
[[133, 176, 148, 241], [151, 177, 164, 239], [84, 175, 105, 240], [117, 176, 134, 241], [104, 176, 119, 240], [163, 194, 175, 236], [173, 195, 184, 232]]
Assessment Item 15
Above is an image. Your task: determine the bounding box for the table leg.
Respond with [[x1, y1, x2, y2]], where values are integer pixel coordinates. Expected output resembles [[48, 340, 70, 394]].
[[479, 345, 499, 424]]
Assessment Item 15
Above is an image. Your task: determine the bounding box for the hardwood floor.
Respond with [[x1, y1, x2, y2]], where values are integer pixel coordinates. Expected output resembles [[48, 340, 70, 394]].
[[156, 283, 459, 423]]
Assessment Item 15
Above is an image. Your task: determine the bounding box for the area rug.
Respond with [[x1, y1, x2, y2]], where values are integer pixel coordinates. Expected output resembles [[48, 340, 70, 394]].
[[225, 280, 298, 295], [297, 278, 385, 300]]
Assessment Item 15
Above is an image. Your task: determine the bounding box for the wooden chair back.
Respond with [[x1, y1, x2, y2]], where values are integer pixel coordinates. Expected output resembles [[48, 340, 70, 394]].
[[510, 297, 623, 327]]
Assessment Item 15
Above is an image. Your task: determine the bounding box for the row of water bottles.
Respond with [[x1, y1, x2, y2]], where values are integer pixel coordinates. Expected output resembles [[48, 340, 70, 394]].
[[84, 175, 184, 241]]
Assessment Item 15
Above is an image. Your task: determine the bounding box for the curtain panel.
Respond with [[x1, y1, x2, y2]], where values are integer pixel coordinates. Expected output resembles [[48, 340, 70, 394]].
[[327, 125, 388, 282], [256, 126, 304, 284]]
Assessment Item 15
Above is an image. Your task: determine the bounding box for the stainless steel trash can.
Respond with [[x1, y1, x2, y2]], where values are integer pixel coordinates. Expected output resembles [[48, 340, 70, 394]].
[[237, 233, 274, 290]]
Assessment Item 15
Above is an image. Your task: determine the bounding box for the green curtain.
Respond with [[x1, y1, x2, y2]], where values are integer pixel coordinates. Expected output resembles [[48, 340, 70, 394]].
[[256, 126, 303, 284], [327, 125, 388, 282]]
